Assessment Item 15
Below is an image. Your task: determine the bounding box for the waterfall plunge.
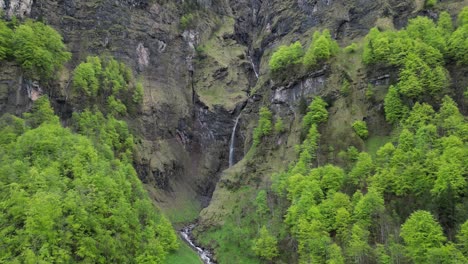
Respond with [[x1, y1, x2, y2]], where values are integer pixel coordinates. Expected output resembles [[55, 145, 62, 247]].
[[229, 115, 241, 167]]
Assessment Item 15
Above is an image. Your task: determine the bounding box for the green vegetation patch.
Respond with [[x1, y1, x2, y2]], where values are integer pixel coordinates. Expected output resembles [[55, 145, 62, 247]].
[[0, 18, 70, 80], [0, 98, 178, 263]]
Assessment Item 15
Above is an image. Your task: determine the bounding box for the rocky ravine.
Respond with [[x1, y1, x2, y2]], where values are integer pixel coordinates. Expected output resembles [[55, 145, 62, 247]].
[[1, 0, 458, 231]]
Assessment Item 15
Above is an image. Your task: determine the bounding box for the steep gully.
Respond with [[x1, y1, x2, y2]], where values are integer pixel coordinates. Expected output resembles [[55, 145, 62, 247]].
[[181, 93, 250, 263]]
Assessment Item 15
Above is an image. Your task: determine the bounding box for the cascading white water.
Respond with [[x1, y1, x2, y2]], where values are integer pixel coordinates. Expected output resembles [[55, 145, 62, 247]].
[[229, 115, 241, 167], [180, 224, 214, 264], [248, 56, 259, 79]]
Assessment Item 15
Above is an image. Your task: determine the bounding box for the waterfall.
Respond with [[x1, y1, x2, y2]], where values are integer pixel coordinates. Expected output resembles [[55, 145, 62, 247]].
[[229, 114, 241, 167], [248, 56, 259, 79]]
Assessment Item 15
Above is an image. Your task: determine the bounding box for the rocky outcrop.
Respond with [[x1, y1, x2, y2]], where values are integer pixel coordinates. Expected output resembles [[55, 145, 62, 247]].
[[0, 0, 33, 18]]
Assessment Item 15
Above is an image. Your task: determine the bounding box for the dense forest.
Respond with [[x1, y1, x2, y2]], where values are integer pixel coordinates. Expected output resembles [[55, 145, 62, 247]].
[[0, 1, 467, 264], [0, 18, 178, 263], [195, 6, 468, 264]]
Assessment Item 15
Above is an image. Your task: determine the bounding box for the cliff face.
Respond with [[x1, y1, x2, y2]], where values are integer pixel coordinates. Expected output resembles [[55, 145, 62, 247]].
[[1, 0, 466, 230]]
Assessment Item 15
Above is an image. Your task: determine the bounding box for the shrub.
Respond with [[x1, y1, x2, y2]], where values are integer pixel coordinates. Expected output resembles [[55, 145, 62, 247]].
[[341, 79, 351, 96], [344, 43, 358, 53], [180, 13, 194, 30], [133, 81, 144, 104], [366, 84, 374, 99], [302, 97, 328, 132], [303, 29, 339, 68], [275, 117, 286, 133], [425, 0, 437, 8], [352, 120, 369, 139], [253, 107, 273, 146], [269, 41, 304, 73]]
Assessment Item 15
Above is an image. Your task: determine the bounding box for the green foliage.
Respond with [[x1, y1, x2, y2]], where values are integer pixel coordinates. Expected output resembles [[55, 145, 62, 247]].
[[22, 97, 59, 128], [344, 43, 358, 53], [108, 95, 127, 116], [458, 220, 468, 255], [303, 29, 339, 68], [253, 107, 273, 146], [340, 79, 351, 96], [255, 190, 270, 219], [252, 226, 278, 260], [438, 12, 454, 37], [400, 211, 446, 263], [180, 13, 194, 30], [72, 109, 134, 160], [0, 19, 13, 60], [274, 117, 286, 133], [302, 97, 328, 133], [457, 6, 468, 27], [73, 56, 101, 97], [425, 0, 437, 8], [365, 84, 374, 99], [133, 81, 144, 104], [348, 152, 373, 188], [448, 24, 468, 64], [12, 20, 71, 79], [0, 107, 177, 263], [352, 120, 368, 139], [72, 56, 142, 114], [269, 41, 304, 73], [384, 86, 409, 123]]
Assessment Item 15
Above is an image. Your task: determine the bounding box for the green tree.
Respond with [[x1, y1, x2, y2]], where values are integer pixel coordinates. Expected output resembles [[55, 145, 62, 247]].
[[457, 6, 468, 26], [252, 226, 278, 261], [400, 210, 446, 263], [384, 86, 408, 123], [448, 24, 468, 64], [23, 97, 59, 128], [348, 152, 373, 188], [269, 41, 304, 73], [73, 57, 101, 97], [0, 20, 13, 60], [347, 223, 372, 263], [133, 81, 144, 104], [352, 120, 368, 139], [438, 11, 454, 37], [327, 243, 345, 264], [314, 165, 346, 194], [302, 97, 328, 132], [253, 107, 273, 146], [255, 190, 270, 219], [303, 30, 338, 68], [13, 21, 71, 79], [406, 16, 446, 53], [457, 220, 468, 255]]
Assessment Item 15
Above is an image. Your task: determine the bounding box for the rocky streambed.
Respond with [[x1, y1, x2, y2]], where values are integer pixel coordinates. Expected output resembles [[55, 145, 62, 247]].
[[180, 224, 215, 264]]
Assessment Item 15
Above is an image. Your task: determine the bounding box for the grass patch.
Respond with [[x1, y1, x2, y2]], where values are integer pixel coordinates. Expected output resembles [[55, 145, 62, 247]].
[[165, 237, 203, 264], [197, 187, 261, 264], [365, 135, 391, 158], [164, 195, 201, 226]]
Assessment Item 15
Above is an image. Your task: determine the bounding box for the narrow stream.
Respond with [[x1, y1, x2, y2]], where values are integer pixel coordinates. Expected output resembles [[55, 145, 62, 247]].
[[180, 224, 215, 264]]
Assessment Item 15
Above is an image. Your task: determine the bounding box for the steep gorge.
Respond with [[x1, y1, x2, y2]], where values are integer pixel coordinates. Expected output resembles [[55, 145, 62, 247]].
[[1, 0, 468, 263]]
